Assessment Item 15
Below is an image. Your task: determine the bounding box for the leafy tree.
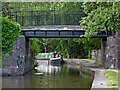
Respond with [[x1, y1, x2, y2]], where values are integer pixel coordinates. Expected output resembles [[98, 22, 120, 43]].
[[30, 38, 100, 59], [38, 38, 53, 53], [2, 2, 14, 17], [30, 38, 44, 54], [80, 2, 120, 38], [73, 38, 101, 58], [10, 2, 83, 12]]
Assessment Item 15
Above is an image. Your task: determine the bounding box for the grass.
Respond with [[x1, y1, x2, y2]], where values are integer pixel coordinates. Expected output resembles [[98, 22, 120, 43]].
[[64, 58, 91, 63], [88, 58, 96, 60], [94, 62, 102, 66], [63, 58, 79, 59], [80, 59, 90, 63], [104, 70, 118, 88]]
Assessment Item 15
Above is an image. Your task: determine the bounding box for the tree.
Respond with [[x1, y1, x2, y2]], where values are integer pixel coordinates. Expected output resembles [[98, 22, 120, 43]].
[[80, 2, 120, 38], [74, 38, 101, 58], [2, 2, 14, 17], [39, 38, 53, 53], [30, 38, 43, 54], [30, 38, 100, 59]]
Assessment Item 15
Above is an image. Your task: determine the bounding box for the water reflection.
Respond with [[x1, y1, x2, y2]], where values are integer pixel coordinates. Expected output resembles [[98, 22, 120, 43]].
[[2, 60, 94, 89], [36, 65, 61, 75], [2, 71, 34, 88]]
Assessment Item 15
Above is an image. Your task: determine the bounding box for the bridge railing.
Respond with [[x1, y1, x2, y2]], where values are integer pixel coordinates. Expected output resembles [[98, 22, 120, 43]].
[[9, 10, 86, 26]]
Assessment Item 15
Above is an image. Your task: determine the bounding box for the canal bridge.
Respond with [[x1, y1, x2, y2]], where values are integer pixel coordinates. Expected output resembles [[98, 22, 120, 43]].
[[4, 10, 120, 76], [10, 10, 112, 38]]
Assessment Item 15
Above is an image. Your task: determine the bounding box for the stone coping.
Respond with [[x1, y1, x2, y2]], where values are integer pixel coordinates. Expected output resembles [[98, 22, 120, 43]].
[[21, 25, 82, 30]]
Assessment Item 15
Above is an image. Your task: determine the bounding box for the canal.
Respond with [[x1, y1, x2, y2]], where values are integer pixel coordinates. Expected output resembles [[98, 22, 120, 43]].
[[2, 61, 94, 89]]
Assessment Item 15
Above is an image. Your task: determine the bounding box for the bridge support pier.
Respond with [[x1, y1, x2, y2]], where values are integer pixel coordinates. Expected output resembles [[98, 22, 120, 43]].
[[116, 31, 120, 69], [100, 30, 120, 69], [24, 37, 34, 73], [2, 37, 34, 76], [101, 38, 107, 68]]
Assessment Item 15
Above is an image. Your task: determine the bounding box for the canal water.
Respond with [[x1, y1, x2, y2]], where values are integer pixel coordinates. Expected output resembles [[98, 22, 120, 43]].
[[2, 61, 94, 89]]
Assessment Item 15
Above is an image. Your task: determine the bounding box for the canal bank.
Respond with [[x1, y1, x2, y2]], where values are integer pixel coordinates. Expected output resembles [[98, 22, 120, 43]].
[[64, 59, 96, 76], [63, 59, 118, 89]]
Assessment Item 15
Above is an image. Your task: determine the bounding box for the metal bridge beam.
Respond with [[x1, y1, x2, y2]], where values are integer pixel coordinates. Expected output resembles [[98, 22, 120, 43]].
[[21, 27, 112, 38]]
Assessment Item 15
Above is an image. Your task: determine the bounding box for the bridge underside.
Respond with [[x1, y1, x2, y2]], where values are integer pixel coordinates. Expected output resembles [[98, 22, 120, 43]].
[[21, 25, 112, 38]]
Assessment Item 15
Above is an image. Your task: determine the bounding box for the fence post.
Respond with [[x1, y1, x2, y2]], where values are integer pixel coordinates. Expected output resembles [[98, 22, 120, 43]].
[[54, 10, 55, 25], [16, 12, 17, 22], [9, 12, 11, 19], [22, 16, 23, 26]]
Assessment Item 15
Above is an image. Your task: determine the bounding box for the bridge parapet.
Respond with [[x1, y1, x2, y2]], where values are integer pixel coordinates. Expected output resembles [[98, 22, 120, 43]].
[[9, 10, 86, 26]]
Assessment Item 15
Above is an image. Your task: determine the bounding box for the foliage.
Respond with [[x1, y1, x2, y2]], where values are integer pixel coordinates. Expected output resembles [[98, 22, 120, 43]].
[[10, 2, 83, 11], [104, 70, 118, 88], [2, 2, 14, 17], [2, 17, 21, 56], [30, 38, 101, 59], [30, 38, 44, 54], [34, 61, 38, 67], [74, 38, 101, 58], [9, 2, 84, 26], [80, 2, 120, 38]]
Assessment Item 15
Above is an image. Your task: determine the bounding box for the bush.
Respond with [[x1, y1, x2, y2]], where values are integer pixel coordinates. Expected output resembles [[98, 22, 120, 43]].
[[2, 17, 21, 57]]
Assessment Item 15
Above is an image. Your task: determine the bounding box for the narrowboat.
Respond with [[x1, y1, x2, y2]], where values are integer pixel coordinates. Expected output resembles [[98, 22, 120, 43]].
[[35, 52, 63, 63]]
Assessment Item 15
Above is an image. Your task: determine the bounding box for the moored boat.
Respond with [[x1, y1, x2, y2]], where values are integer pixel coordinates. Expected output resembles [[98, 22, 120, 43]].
[[35, 52, 63, 63]]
